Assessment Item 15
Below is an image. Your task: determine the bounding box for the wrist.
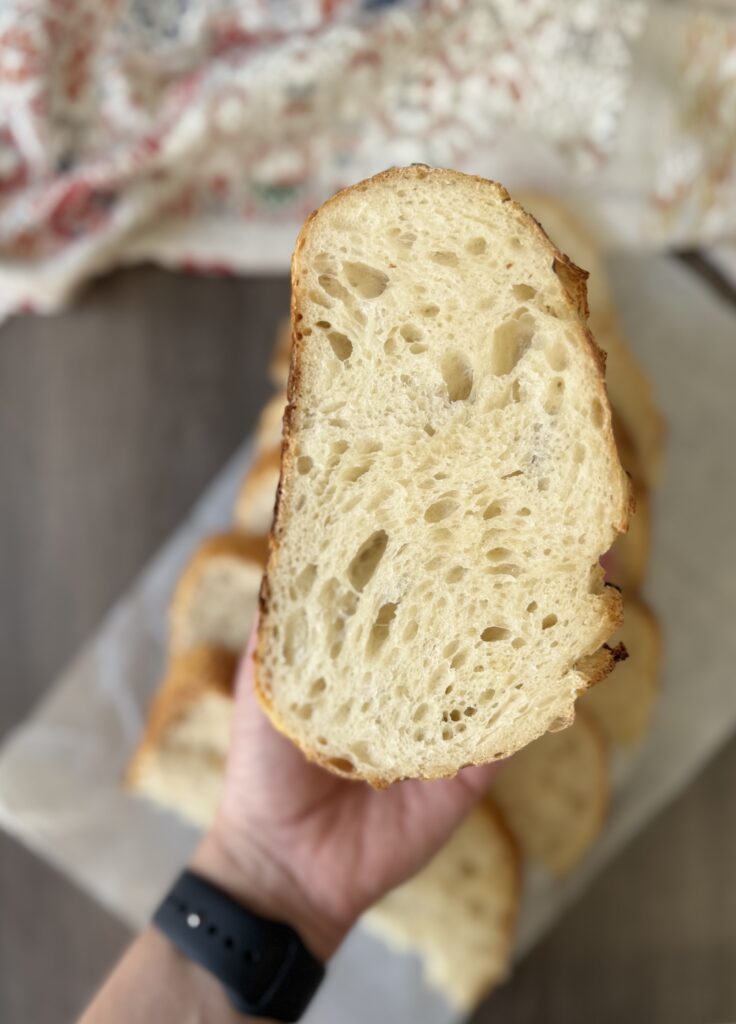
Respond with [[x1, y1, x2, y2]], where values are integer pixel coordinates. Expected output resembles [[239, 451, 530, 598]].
[[191, 822, 349, 963]]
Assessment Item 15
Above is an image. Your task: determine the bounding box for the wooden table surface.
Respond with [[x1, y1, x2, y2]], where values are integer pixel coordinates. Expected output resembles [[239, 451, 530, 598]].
[[1, 265, 735, 1024]]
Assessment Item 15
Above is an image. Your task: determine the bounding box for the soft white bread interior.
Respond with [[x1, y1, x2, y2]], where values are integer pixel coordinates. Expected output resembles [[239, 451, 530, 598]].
[[169, 532, 268, 655], [127, 647, 236, 828], [257, 165, 630, 785], [234, 448, 282, 535], [517, 192, 664, 487], [582, 598, 660, 746], [362, 802, 519, 1010], [491, 708, 608, 875]]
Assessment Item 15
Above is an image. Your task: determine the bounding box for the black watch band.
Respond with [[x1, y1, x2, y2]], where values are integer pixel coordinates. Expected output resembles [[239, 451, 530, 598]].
[[153, 870, 325, 1021]]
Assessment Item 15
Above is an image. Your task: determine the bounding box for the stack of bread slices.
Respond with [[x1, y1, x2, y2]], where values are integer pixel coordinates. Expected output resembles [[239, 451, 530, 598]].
[[128, 175, 662, 1011]]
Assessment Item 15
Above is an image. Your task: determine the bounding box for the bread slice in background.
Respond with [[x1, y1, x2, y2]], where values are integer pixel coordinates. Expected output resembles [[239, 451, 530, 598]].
[[255, 393, 287, 455], [269, 317, 292, 388], [602, 482, 651, 592], [517, 192, 664, 489], [170, 532, 267, 654], [363, 802, 519, 1010], [127, 647, 236, 828], [257, 165, 630, 785], [582, 599, 660, 746], [234, 448, 281, 535], [491, 708, 608, 875]]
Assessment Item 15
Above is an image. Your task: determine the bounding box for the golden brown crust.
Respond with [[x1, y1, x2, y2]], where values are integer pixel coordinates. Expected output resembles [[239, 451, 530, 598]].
[[126, 646, 237, 788], [256, 165, 632, 785]]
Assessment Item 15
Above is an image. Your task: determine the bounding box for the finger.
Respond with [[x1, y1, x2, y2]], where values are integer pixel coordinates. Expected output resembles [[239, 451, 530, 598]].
[[455, 761, 499, 796], [234, 617, 259, 705]]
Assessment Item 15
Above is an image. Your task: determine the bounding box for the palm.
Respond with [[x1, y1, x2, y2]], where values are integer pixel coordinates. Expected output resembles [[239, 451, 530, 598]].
[[219, 631, 496, 929]]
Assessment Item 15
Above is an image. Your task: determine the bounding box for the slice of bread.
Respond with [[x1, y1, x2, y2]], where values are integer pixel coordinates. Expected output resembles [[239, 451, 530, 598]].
[[363, 802, 519, 1010], [256, 165, 630, 785], [255, 393, 287, 455], [234, 448, 281, 535], [269, 317, 292, 388], [170, 532, 268, 655], [517, 192, 664, 488], [127, 647, 236, 828], [491, 708, 608, 875], [582, 598, 660, 746]]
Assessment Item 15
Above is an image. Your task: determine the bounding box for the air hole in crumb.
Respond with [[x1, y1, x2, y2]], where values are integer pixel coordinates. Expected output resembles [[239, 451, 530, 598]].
[[451, 650, 468, 670], [431, 250, 459, 267], [296, 564, 317, 596], [491, 315, 535, 376], [483, 501, 503, 519], [464, 706, 477, 717], [446, 566, 465, 583], [443, 639, 459, 658], [400, 323, 423, 344], [542, 614, 558, 630], [342, 261, 389, 299], [413, 703, 429, 722], [538, 477, 550, 492], [328, 331, 352, 361], [466, 237, 487, 255], [517, 506, 531, 516], [487, 546, 513, 562], [327, 757, 355, 774], [343, 463, 370, 482], [480, 688, 496, 703], [403, 620, 419, 642], [317, 736, 327, 746], [441, 728, 453, 741], [526, 601, 538, 613], [348, 530, 388, 591], [283, 610, 307, 665], [366, 602, 398, 657], [449, 709, 461, 722], [545, 376, 565, 415], [315, 320, 332, 329], [424, 423, 436, 436], [481, 626, 510, 642], [318, 274, 351, 303], [410, 343, 427, 354], [420, 303, 440, 318], [591, 398, 604, 428], [310, 290, 332, 309], [309, 678, 326, 697], [546, 340, 569, 371], [413, 729, 425, 741], [501, 469, 523, 480], [445, 684, 454, 695], [297, 455, 313, 474], [441, 353, 473, 401], [512, 283, 537, 300], [425, 498, 459, 523], [511, 637, 526, 649]]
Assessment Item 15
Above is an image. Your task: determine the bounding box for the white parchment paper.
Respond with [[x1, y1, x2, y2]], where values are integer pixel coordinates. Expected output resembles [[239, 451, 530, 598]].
[[1, 254, 735, 1021]]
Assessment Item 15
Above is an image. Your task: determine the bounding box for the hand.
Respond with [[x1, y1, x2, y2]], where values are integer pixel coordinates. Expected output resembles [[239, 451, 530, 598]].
[[194, 623, 497, 962]]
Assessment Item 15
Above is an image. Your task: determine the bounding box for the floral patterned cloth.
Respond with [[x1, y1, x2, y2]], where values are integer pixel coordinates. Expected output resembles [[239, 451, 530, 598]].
[[0, 0, 733, 322]]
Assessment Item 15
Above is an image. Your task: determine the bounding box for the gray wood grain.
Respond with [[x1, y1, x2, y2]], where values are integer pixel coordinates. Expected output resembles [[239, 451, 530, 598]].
[[1, 265, 735, 1024]]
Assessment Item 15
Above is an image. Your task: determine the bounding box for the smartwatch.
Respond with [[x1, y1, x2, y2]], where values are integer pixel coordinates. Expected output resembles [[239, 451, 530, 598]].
[[153, 870, 325, 1021]]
